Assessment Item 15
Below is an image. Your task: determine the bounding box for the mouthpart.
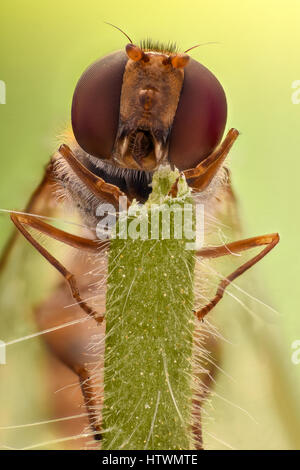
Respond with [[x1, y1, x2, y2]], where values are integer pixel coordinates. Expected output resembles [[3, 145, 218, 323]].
[[113, 127, 169, 171]]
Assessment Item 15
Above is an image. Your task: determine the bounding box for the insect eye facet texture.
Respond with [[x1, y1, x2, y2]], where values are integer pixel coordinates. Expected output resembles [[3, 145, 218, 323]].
[[71, 51, 128, 159], [169, 58, 227, 170]]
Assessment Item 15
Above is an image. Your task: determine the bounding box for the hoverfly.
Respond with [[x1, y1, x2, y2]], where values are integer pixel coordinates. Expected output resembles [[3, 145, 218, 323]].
[[0, 26, 279, 449]]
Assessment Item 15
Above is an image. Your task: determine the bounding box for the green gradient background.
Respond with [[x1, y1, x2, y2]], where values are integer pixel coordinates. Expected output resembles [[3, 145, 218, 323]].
[[0, 0, 299, 449]]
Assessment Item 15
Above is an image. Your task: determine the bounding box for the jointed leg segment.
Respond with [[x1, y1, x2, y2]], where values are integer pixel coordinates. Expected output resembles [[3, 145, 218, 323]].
[[10, 212, 106, 322], [184, 128, 239, 192], [59, 144, 131, 209], [2, 143, 132, 321], [0, 164, 53, 272], [195, 233, 279, 320]]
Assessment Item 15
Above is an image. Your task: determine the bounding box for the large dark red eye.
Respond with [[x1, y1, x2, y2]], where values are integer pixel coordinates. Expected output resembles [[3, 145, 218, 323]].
[[71, 51, 127, 159], [168, 58, 227, 170]]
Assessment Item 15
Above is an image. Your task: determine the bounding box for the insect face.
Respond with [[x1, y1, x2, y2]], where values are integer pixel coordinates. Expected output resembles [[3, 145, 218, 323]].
[[72, 40, 227, 177]]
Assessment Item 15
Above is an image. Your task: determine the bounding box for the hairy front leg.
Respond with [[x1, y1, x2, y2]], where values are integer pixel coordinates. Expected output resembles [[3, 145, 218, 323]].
[[184, 128, 239, 192], [58, 145, 131, 210]]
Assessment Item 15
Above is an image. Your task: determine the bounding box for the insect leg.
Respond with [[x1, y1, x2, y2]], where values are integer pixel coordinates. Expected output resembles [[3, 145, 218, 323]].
[[58, 144, 131, 209], [0, 162, 54, 272], [184, 128, 239, 192], [78, 366, 103, 440], [10, 212, 106, 322], [194, 233, 280, 320], [35, 266, 105, 444]]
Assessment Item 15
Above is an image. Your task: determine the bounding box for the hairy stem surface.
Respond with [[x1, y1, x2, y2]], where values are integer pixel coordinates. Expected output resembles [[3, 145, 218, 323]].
[[102, 168, 196, 450]]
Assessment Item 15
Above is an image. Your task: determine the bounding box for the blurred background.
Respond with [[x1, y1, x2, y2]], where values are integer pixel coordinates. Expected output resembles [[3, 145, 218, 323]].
[[0, 0, 299, 450]]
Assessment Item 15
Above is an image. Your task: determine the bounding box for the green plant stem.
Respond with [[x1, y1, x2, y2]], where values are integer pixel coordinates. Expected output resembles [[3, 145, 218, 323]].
[[102, 168, 196, 450]]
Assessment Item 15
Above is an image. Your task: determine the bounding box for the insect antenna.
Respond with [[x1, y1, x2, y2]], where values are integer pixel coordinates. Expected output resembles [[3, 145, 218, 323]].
[[104, 22, 133, 43], [184, 41, 220, 53]]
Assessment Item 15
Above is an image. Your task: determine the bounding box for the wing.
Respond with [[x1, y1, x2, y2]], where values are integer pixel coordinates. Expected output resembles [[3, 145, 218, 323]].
[[0, 134, 103, 449], [195, 171, 299, 450]]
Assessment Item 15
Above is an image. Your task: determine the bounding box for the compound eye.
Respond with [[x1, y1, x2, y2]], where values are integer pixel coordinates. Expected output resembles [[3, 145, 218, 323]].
[[71, 51, 128, 159], [168, 58, 227, 171]]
